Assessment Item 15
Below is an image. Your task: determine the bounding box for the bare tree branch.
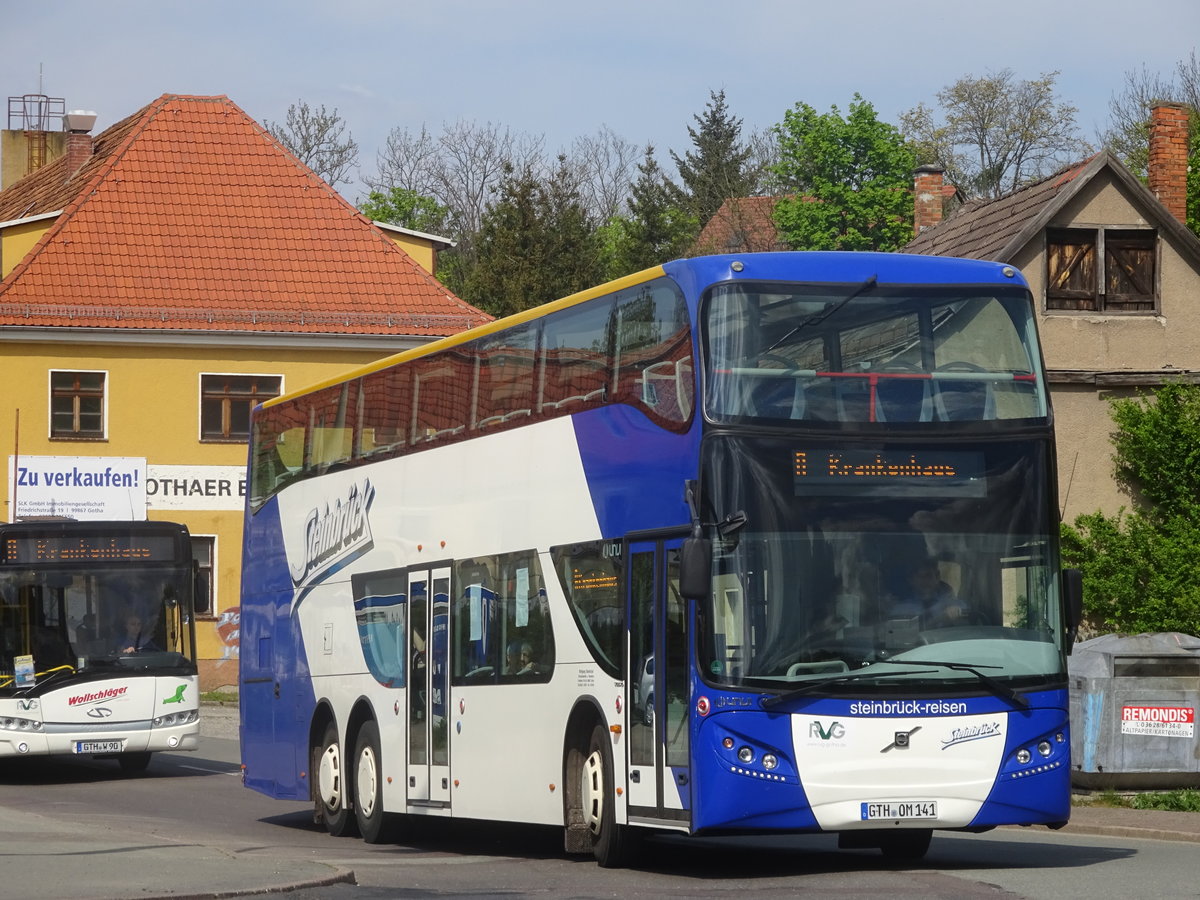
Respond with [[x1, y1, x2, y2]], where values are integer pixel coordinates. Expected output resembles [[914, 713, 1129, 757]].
[[264, 100, 359, 189]]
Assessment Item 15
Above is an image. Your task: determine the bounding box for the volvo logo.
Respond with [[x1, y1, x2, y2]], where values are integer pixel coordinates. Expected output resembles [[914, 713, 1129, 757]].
[[880, 726, 921, 752], [87, 707, 114, 719]]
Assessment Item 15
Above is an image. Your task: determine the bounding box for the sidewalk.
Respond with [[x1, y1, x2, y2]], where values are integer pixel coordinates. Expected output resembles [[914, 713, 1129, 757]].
[[200, 699, 239, 740], [0, 805, 352, 900], [1058, 801, 1200, 844]]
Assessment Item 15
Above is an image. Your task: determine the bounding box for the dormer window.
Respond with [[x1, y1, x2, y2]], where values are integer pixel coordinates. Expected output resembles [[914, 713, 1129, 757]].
[[1046, 227, 1157, 313]]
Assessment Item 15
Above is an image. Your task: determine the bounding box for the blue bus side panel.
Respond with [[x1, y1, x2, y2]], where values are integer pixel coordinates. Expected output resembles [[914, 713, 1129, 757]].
[[970, 697, 1071, 826], [239, 499, 316, 800], [572, 404, 699, 537]]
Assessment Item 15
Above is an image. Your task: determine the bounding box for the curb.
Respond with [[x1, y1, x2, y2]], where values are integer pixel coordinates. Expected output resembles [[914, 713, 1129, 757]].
[[1056, 822, 1200, 844], [127, 865, 356, 900]]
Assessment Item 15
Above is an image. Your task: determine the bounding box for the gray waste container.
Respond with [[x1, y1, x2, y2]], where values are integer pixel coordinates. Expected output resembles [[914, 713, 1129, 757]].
[[1069, 632, 1200, 789]]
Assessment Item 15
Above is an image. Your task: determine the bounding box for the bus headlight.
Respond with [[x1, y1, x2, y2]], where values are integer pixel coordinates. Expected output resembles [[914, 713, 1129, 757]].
[[1038, 741, 1053, 757], [0, 717, 43, 732], [762, 754, 778, 770], [737, 746, 754, 763], [1016, 748, 1032, 764]]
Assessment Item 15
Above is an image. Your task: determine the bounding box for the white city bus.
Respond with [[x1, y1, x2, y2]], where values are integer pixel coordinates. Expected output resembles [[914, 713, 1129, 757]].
[[0, 519, 200, 772]]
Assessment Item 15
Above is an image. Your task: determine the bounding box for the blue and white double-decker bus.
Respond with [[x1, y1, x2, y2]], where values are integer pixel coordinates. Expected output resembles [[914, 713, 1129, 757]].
[[239, 252, 1081, 864]]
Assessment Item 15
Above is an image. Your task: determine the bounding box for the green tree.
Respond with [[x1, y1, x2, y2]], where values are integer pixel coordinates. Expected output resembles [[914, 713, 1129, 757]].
[[900, 70, 1091, 199], [1061, 381, 1200, 635], [670, 89, 756, 229], [600, 146, 697, 279], [359, 187, 449, 235], [771, 94, 915, 252], [463, 157, 602, 318]]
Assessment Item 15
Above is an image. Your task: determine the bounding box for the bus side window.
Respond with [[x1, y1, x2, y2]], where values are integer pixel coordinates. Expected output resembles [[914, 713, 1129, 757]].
[[613, 282, 693, 429], [541, 298, 614, 413], [454, 559, 497, 683], [503, 555, 553, 681]]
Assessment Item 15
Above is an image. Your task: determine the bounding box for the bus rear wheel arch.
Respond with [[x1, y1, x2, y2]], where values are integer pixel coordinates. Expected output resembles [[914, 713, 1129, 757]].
[[565, 721, 639, 868], [313, 720, 357, 837], [353, 719, 394, 844]]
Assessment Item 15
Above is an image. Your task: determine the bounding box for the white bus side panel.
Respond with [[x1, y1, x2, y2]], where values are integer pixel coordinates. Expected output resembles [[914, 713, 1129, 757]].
[[273, 419, 618, 822]]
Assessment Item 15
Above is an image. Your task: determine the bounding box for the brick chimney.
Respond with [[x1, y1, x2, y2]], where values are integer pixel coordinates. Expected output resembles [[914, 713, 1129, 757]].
[[913, 164, 946, 234], [61, 109, 97, 180], [1147, 102, 1190, 225]]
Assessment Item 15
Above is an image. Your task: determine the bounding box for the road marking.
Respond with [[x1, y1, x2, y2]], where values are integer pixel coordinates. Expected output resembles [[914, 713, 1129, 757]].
[[179, 764, 241, 776]]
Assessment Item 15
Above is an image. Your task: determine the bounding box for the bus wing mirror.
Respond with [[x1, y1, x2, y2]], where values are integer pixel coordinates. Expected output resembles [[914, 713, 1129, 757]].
[[679, 537, 712, 602], [1062, 568, 1083, 652]]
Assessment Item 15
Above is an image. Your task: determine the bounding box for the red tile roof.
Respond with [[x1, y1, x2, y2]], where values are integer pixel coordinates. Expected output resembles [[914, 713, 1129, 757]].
[[691, 196, 789, 255], [0, 94, 489, 336]]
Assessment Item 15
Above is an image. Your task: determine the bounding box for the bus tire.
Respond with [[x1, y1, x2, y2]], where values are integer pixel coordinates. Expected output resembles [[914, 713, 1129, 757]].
[[117, 752, 152, 774], [354, 720, 391, 844], [314, 721, 356, 837], [581, 724, 638, 868], [879, 829, 932, 861]]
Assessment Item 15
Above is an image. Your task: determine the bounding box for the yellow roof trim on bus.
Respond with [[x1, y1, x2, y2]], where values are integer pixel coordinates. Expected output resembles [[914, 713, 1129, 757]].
[[261, 263, 669, 409]]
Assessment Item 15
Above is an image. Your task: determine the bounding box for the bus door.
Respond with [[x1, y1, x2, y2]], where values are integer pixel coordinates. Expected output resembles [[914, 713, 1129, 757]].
[[626, 537, 690, 825], [406, 565, 451, 806]]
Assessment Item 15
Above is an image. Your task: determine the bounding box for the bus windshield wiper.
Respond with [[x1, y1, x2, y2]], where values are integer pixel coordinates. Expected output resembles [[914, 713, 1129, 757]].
[[763, 275, 877, 354], [872, 658, 1029, 708], [760, 667, 937, 710]]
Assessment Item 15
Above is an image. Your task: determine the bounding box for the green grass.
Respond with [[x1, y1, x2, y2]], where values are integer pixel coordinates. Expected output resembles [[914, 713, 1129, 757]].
[[200, 690, 238, 704], [1085, 789, 1200, 812]]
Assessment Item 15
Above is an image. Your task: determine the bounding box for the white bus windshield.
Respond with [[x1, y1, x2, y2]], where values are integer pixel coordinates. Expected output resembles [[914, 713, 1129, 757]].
[[0, 558, 195, 684]]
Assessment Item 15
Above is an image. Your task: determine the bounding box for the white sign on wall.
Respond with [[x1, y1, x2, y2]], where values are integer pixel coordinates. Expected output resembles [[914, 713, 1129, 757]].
[[146, 465, 248, 511], [8, 455, 147, 520]]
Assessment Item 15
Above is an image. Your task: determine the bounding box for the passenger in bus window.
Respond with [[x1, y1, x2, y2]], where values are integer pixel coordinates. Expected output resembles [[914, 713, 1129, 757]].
[[506, 640, 538, 675]]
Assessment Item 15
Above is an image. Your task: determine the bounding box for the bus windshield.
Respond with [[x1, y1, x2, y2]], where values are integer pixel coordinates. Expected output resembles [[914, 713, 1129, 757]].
[[704, 282, 1046, 424], [699, 435, 1067, 693], [0, 531, 196, 685]]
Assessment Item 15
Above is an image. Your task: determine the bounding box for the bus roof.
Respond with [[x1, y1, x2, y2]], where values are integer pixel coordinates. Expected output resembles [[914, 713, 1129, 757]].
[[261, 263, 667, 409], [261, 252, 1029, 411]]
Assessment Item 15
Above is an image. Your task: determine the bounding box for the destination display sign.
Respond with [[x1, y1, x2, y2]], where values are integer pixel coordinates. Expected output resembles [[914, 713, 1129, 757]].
[[793, 449, 986, 497], [1, 533, 180, 565]]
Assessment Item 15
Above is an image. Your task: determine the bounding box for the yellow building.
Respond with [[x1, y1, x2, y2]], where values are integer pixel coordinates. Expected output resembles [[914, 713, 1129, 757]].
[[0, 93, 488, 690]]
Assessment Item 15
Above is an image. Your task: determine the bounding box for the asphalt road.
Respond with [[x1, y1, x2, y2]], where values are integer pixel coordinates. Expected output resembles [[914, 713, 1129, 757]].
[[0, 707, 1196, 900]]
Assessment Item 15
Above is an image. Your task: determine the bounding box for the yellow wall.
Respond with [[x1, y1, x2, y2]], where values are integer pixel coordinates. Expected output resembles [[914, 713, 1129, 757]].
[[386, 233, 436, 274], [1, 217, 55, 278], [1, 130, 67, 190], [0, 339, 406, 690]]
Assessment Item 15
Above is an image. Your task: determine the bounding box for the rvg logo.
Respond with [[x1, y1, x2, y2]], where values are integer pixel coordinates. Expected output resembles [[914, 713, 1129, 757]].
[[809, 720, 845, 741]]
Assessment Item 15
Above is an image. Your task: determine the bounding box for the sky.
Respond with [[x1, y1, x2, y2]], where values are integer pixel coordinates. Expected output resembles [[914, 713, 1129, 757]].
[[2, 0, 1197, 204]]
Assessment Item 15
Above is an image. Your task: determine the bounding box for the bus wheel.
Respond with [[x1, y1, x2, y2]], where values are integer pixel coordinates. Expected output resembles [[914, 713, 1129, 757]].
[[354, 720, 391, 844], [314, 722, 356, 837], [117, 752, 152, 774], [581, 724, 637, 868], [879, 829, 932, 861]]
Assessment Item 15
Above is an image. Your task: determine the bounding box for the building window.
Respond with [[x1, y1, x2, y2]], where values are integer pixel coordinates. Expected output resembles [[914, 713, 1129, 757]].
[[201, 374, 282, 441], [192, 535, 215, 617], [50, 370, 106, 438], [1046, 228, 1157, 313]]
